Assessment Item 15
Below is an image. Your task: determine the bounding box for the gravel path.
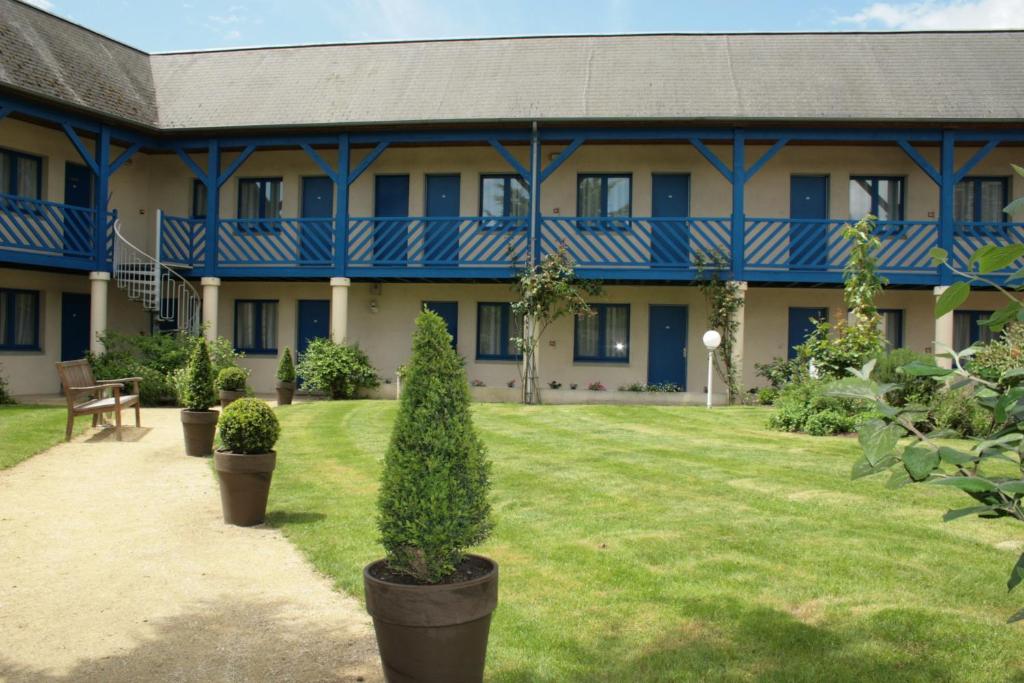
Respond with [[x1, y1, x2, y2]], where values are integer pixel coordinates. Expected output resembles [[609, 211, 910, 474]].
[[0, 408, 381, 682]]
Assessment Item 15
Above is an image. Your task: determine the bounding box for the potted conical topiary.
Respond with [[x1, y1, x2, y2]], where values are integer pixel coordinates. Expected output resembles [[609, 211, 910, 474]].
[[216, 366, 248, 408], [214, 397, 280, 526], [276, 348, 296, 405], [180, 339, 218, 457], [364, 310, 496, 683]]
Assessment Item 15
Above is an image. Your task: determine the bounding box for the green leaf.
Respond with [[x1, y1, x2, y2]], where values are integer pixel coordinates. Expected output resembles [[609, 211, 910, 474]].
[[943, 505, 997, 522], [1007, 607, 1024, 624], [997, 481, 1024, 495], [1005, 196, 1024, 217], [1009, 553, 1024, 592], [930, 476, 997, 493], [929, 247, 949, 266], [1012, 163, 1024, 180], [857, 419, 904, 466], [938, 446, 975, 466], [903, 445, 940, 482], [851, 454, 897, 480], [826, 377, 886, 401], [900, 361, 953, 378], [935, 282, 970, 318], [885, 470, 912, 489]]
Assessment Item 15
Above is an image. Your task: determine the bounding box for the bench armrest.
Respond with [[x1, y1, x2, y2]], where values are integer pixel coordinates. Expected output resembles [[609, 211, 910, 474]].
[[98, 377, 142, 394]]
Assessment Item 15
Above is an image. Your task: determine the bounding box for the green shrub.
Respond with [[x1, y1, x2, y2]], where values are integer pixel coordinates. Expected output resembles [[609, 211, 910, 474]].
[[295, 338, 379, 399], [767, 379, 873, 436], [218, 398, 280, 454], [180, 340, 217, 411], [757, 387, 779, 405], [797, 319, 881, 380], [215, 366, 248, 392], [755, 356, 807, 389], [277, 348, 296, 383], [804, 409, 856, 437], [378, 310, 492, 583], [929, 388, 991, 438], [0, 365, 13, 405], [968, 322, 1024, 386], [871, 348, 940, 407]]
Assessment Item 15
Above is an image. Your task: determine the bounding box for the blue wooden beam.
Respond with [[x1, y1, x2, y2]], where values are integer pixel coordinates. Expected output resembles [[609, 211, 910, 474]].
[[174, 146, 210, 183], [301, 143, 338, 180], [897, 140, 940, 186], [539, 137, 584, 183], [731, 130, 745, 278], [335, 134, 350, 275], [745, 137, 790, 178], [954, 139, 999, 183], [689, 137, 732, 183], [205, 140, 221, 272], [109, 142, 141, 174], [348, 142, 389, 185], [530, 125, 541, 266], [217, 144, 256, 188], [487, 138, 530, 182], [939, 131, 955, 286], [62, 123, 100, 175], [94, 125, 111, 269]]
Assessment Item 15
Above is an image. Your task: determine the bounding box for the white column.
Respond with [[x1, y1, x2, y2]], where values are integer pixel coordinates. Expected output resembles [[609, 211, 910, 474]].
[[330, 277, 351, 343], [933, 285, 955, 368], [201, 277, 221, 342], [88, 271, 110, 354], [730, 281, 748, 396]]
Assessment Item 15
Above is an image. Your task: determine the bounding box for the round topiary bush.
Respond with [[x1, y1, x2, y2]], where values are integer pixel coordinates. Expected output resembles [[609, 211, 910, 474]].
[[181, 340, 217, 411], [216, 366, 248, 392], [277, 348, 296, 383], [218, 398, 280, 454]]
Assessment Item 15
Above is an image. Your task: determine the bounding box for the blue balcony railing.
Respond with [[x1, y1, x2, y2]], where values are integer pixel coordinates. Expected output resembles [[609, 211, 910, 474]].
[[953, 221, 1024, 277], [0, 192, 115, 269], [160, 214, 205, 267]]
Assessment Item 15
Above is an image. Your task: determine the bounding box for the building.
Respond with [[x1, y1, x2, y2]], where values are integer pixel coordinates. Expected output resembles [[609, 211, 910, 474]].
[[0, 0, 1020, 399]]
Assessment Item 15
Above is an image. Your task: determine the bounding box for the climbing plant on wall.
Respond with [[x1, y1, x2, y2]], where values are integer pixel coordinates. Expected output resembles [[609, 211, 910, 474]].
[[694, 253, 744, 403]]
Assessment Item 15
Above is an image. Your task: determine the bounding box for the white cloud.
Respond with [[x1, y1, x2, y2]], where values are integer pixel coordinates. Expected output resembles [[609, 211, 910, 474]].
[[839, 0, 1024, 29], [22, 0, 55, 10]]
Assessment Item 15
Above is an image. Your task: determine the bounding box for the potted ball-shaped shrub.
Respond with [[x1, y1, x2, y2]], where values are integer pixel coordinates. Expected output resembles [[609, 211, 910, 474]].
[[216, 366, 248, 408], [276, 348, 296, 405], [180, 339, 218, 457], [214, 398, 280, 526], [364, 310, 496, 682]]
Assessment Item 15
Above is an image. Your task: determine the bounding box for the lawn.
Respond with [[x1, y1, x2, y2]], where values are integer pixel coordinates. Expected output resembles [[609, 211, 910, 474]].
[[270, 401, 1024, 682], [0, 405, 87, 470]]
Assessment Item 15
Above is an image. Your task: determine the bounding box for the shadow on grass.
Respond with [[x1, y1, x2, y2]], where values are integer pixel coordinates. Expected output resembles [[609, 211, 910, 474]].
[[264, 510, 328, 526], [0, 596, 379, 683]]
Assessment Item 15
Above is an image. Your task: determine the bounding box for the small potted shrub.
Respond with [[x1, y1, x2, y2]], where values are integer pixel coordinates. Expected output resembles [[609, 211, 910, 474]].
[[276, 348, 296, 405], [216, 366, 248, 407], [295, 338, 379, 399], [180, 340, 218, 457], [364, 310, 496, 682], [214, 398, 280, 526]]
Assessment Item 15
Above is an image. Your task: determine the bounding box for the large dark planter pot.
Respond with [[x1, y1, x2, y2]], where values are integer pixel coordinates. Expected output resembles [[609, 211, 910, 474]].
[[180, 409, 218, 457], [219, 389, 245, 408], [214, 450, 276, 526], [364, 555, 498, 683], [276, 381, 295, 405]]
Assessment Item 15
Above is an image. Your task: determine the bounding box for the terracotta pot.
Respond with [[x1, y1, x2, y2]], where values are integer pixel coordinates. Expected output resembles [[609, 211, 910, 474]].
[[276, 381, 295, 405], [219, 389, 245, 408], [180, 409, 218, 457], [214, 450, 276, 526], [364, 555, 498, 683]]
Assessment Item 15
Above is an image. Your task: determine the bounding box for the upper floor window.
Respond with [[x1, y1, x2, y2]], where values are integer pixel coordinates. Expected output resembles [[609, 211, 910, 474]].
[[0, 288, 40, 350], [191, 179, 207, 219], [0, 148, 42, 200], [476, 302, 522, 361], [574, 303, 629, 363], [577, 174, 631, 224], [849, 176, 904, 221], [954, 310, 995, 351], [480, 175, 529, 219], [955, 177, 1009, 223], [235, 299, 278, 354], [238, 178, 283, 220]]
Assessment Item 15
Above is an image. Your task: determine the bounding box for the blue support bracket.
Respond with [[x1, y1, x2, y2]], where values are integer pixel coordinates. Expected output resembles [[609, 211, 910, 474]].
[[745, 137, 790, 178], [217, 144, 256, 188], [897, 140, 941, 186], [94, 125, 111, 269], [487, 138, 530, 183], [62, 123, 100, 175], [539, 137, 584, 183], [348, 142, 390, 184], [939, 131, 955, 286], [109, 142, 141, 174], [174, 147, 210, 185], [954, 139, 1000, 183], [335, 134, 351, 275], [301, 143, 338, 180], [205, 141, 221, 274], [730, 130, 746, 278], [689, 137, 732, 182]]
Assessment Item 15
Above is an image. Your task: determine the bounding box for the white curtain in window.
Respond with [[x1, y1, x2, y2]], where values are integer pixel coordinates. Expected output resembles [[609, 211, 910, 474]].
[[481, 179, 505, 218], [13, 292, 35, 346], [0, 294, 7, 342], [239, 183, 260, 219], [578, 177, 602, 216], [953, 182, 973, 222], [603, 306, 628, 359], [979, 181, 1005, 222], [509, 178, 530, 217], [16, 157, 39, 199], [236, 302, 255, 348], [875, 179, 901, 221], [264, 182, 283, 219], [576, 314, 599, 357], [478, 304, 502, 355], [606, 177, 631, 217], [261, 302, 278, 349]]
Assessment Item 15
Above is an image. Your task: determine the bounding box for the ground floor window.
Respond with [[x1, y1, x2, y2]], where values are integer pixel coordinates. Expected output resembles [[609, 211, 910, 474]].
[[235, 299, 278, 354], [575, 304, 629, 363], [954, 310, 995, 351], [476, 302, 521, 360], [0, 288, 40, 350], [878, 309, 904, 349]]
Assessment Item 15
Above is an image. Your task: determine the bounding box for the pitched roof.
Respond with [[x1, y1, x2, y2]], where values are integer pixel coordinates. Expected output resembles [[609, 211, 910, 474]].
[[2, 0, 1023, 132]]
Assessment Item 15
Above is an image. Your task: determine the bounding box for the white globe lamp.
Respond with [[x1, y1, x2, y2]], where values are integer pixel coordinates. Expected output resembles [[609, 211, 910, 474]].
[[702, 330, 722, 408]]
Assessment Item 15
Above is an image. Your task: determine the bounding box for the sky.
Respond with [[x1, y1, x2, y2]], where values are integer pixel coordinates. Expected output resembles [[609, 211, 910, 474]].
[[21, 0, 1024, 52]]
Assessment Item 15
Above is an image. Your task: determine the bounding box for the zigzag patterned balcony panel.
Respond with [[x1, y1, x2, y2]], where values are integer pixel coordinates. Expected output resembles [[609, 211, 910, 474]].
[[953, 222, 1024, 280], [160, 215, 206, 267], [218, 218, 333, 267], [0, 192, 106, 269], [347, 217, 528, 270]]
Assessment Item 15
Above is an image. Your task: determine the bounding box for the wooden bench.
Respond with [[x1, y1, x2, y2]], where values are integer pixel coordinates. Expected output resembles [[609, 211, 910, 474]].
[[55, 359, 142, 441]]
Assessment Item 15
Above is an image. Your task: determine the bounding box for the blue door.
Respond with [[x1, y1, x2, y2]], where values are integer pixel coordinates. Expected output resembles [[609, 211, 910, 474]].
[[789, 176, 829, 269], [425, 175, 460, 265], [424, 301, 458, 348], [787, 307, 827, 359], [297, 300, 330, 355], [63, 162, 93, 256], [647, 305, 687, 387], [61, 292, 91, 361], [301, 176, 333, 264], [374, 175, 409, 266], [651, 174, 690, 267]]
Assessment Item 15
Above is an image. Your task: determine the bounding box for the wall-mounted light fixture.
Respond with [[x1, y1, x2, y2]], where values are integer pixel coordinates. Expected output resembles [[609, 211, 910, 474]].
[[369, 300, 379, 314]]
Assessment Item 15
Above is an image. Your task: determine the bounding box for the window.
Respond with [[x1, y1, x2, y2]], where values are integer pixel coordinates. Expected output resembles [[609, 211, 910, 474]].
[[0, 148, 42, 200], [191, 179, 207, 219], [476, 302, 522, 360], [849, 176, 904, 221], [955, 177, 1009, 223], [954, 310, 995, 351], [480, 174, 529, 224], [234, 300, 278, 354], [574, 304, 629, 363], [878, 309, 904, 349], [237, 178, 283, 220], [0, 288, 40, 350], [577, 174, 631, 228]]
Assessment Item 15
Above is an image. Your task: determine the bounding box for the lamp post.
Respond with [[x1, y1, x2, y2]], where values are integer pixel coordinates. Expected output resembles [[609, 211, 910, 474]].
[[702, 330, 722, 409]]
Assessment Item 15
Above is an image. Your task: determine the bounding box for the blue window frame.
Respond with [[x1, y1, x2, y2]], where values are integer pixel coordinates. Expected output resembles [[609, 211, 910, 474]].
[[476, 302, 522, 361], [955, 177, 1009, 223], [954, 310, 995, 351], [574, 304, 630, 363], [878, 308, 904, 349], [234, 299, 278, 354], [849, 176, 904, 221], [191, 179, 207, 219], [480, 174, 529, 221], [0, 148, 43, 200], [577, 174, 632, 229], [237, 178, 283, 220], [0, 288, 41, 350]]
